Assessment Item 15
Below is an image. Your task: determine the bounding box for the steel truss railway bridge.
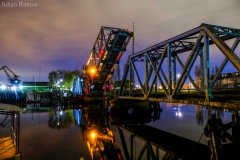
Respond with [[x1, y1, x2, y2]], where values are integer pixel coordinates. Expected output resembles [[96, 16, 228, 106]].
[[75, 23, 240, 107], [118, 23, 240, 105]]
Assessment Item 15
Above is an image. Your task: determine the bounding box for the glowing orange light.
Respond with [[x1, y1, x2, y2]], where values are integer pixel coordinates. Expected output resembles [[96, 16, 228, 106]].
[[87, 66, 97, 76], [91, 68, 96, 74], [91, 132, 96, 139]]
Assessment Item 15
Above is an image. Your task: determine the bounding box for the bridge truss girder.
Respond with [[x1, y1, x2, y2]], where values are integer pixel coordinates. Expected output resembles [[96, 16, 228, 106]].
[[119, 23, 240, 102]]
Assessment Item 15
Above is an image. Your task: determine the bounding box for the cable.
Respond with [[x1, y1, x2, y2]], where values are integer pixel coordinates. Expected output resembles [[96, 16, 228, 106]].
[[135, 40, 142, 50], [179, 132, 204, 157]]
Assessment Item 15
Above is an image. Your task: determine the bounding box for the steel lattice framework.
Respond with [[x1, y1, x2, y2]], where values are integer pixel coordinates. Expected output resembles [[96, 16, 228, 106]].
[[119, 23, 240, 102], [83, 26, 133, 95]]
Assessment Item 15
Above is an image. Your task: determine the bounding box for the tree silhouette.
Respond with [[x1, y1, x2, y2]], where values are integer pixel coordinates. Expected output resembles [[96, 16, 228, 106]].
[[48, 108, 74, 130], [48, 69, 81, 90]]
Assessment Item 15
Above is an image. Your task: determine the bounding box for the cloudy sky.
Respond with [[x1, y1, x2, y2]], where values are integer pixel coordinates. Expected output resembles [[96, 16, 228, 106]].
[[0, 0, 240, 83]]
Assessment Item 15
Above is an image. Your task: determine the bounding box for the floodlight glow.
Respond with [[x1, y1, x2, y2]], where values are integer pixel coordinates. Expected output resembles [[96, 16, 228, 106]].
[[11, 86, 16, 91], [1, 85, 6, 90]]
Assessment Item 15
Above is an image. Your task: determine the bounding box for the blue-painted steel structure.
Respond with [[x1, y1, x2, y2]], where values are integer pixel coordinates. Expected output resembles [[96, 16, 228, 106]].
[[118, 23, 240, 103], [72, 77, 83, 95]]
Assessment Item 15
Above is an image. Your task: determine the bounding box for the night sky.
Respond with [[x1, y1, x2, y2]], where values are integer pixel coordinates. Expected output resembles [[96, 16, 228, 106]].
[[0, 0, 240, 83]]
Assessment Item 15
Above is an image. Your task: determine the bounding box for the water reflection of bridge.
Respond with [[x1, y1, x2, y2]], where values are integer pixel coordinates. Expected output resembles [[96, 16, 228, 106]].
[[5, 100, 237, 160], [71, 102, 239, 160]]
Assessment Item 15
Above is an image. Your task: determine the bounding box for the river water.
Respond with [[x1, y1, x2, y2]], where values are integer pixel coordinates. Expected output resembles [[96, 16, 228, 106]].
[[0, 102, 234, 160], [111, 102, 233, 160]]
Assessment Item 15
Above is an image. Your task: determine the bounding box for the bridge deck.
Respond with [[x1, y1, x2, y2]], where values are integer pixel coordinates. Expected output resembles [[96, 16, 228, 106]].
[[118, 96, 240, 110], [0, 137, 19, 159]]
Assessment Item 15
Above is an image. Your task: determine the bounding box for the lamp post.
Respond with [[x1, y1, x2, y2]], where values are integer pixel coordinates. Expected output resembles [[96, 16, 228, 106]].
[[177, 74, 180, 79], [87, 66, 97, 93], [90, 68, 96, 83]]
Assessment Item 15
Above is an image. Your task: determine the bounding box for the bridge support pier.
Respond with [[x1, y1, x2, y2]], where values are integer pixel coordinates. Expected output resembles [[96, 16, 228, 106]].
[[144, 94, 149, 99], [167, 95, 173, 102]]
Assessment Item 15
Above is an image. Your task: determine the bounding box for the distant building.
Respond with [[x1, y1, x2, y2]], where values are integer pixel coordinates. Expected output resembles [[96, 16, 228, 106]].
[[21, 82, 51, 91], [220, 72, 240, 88], [195, 72, 240, 89]]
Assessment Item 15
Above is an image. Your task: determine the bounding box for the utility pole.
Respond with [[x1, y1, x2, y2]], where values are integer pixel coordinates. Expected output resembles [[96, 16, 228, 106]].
[[129, 22, 135, 95], [39, 66, 41, 82], [33, 76, 36, 91], [132, 22, 134, 55]]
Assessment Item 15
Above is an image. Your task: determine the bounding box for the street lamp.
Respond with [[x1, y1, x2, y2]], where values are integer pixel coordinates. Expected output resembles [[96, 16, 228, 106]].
[[90, 68, 96, 74], [87, 66, 97, 81], [177, 74, 180, 79]]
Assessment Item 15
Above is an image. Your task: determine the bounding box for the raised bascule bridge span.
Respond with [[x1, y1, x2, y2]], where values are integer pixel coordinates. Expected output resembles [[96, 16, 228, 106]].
[[81, 26, 133, 95]]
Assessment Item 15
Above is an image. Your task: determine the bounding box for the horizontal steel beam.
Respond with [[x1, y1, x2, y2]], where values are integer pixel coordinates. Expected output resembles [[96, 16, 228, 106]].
[[130, 24, 240, 60], [129, 26, 202, 59]]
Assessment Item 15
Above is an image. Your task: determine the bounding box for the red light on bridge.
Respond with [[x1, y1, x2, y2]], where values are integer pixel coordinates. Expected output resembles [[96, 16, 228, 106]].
[[99, 49, 104, 59], [117, 153, 122, 160], [116, 52, 123, 61]]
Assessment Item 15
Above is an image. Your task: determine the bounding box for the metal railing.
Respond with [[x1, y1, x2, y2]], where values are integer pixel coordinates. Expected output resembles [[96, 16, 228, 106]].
[[11, 127, 16, 146]]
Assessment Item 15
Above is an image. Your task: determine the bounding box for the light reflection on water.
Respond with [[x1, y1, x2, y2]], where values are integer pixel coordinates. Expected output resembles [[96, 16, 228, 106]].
[[147, 103, 232, 143], [17, 104, 91, 160], [110, 102, 234, 160], [0, 102, 235, 160]]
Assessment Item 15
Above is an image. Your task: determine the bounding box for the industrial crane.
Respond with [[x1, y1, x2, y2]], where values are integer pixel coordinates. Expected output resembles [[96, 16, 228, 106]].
[[0, 65, 21, 87]]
